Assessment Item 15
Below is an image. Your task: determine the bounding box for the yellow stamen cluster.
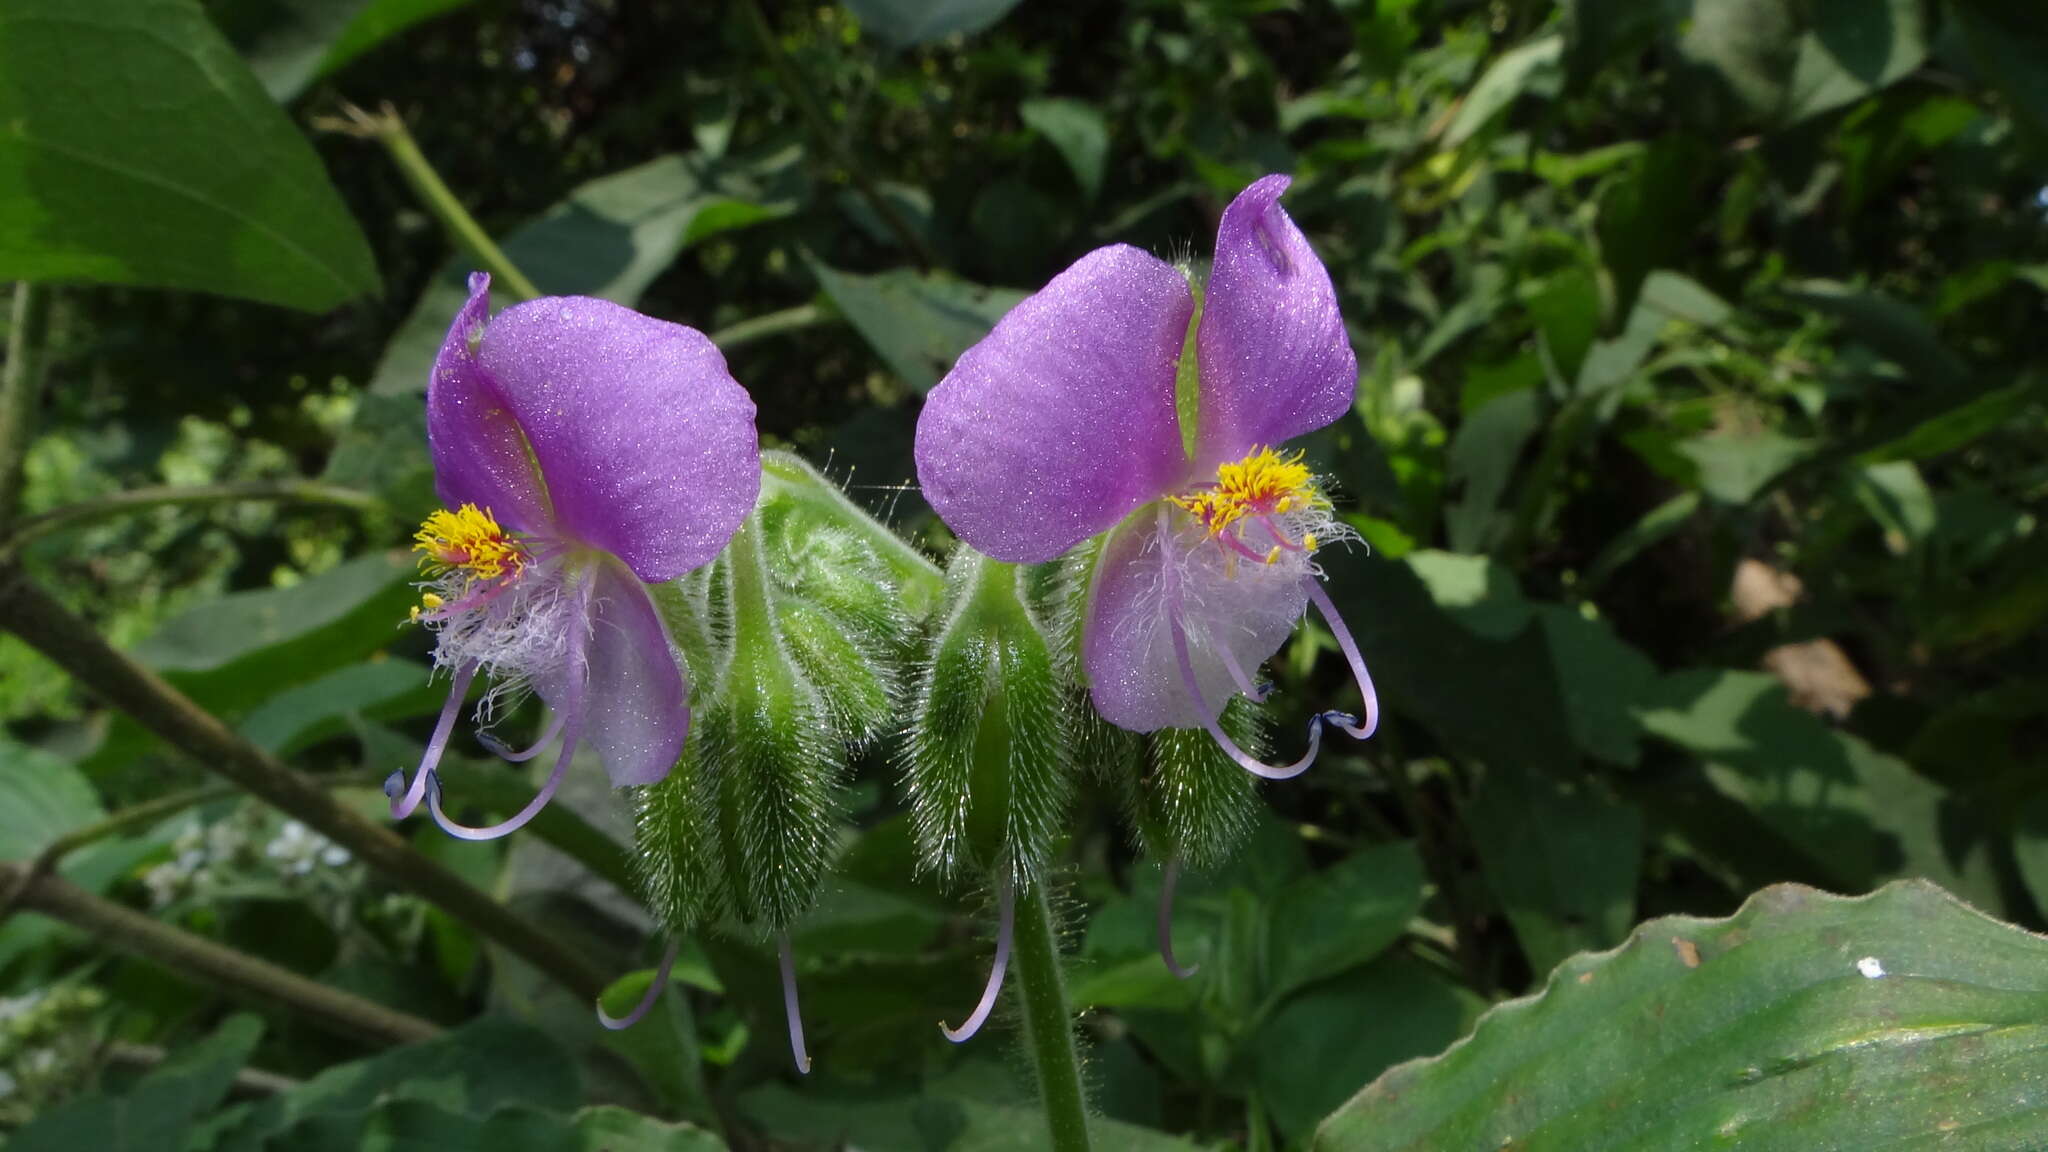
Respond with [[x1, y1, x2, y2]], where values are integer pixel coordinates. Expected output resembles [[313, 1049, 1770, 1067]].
[[1169, 446, 1328, 547], [409, 505, 524, 623], [414, 504, 524, 580]]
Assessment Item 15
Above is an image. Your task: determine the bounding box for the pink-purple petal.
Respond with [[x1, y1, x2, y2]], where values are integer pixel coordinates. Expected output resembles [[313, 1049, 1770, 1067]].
[[1193, 175, 1358, 471], [577, 558, 689, 788], [427, 273, 555, 534], [1082, 509, 1308, 732], [476, 297, 759, 583], [915, 245, 1195, 564]]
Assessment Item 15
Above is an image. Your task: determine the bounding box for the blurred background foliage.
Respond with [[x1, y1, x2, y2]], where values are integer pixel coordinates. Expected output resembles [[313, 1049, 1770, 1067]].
[[0, 0, 2045, 1147]]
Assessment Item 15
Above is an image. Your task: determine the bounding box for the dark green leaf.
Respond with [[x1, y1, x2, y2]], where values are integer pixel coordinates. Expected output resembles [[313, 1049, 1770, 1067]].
[[1266, 842, 1426, 1006], [0, 0, 376, 309], [0, 738, 102, 859], [1253, 953, 1480, 1142], [1466, 764, 1640, 974], [12, 1015, 262, 1152], [1444, 36, 1562, 147], [1020, 98, 1109, 200], [810, 261, 1027, 395]]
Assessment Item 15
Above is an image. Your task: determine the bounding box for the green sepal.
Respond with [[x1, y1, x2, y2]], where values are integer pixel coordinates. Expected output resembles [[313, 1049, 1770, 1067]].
[[904, 548, 1073, 891], [1134, 697, 1268, 872], [632, 728, 729, 931], [760, 449, 945, 618]]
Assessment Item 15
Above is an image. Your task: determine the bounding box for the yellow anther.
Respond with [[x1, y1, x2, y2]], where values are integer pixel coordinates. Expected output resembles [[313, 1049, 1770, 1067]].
[[1264, 545, 1282, 564], [422, 592, 445, 609], [1171, 446, 1326, 540], [1303, 533, 1319, 553], [414, 504, 524, 582]]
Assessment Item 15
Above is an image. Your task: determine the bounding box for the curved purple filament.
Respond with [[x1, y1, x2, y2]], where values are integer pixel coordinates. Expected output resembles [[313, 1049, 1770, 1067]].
[[778, 932, 812, 1075], [1302, 578, 1380, 740], [940, 876, 1015, 1043], [424, 729, 576, 841], [1168, 595, 1345, 780], [596, 938, 681, 1031], [427, 596, 587, 842], [477, 713, 567, 763], [1158, 858, 1198, 979], [386, 661, 478, 820]]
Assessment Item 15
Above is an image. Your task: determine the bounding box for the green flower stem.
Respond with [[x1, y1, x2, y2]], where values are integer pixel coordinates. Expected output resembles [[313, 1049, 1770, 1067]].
[[1013, 882, 1093, 1152], [0, 566, 613, 1002], [0, 282, 51, 532], [336, 102, 543, 302], [708, 302, 836, 351], [1, 480, 381, 558], [0, 860, 441, 1047]]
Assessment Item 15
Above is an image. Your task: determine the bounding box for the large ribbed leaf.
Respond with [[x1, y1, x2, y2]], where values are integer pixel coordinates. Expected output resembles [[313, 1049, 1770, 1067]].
[[1318, 881, 2048, 1150]]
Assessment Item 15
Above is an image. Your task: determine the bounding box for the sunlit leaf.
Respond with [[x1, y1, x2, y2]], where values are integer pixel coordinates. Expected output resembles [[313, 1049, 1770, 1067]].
[[0, 0, 378, 310], [1317, 881, 2048, 1150]]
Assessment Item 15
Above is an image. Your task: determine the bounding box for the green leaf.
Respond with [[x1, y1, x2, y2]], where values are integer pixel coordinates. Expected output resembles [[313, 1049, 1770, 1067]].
[[1404, 551, 1531, 641], [1859, 376, 2042, 463], [1265, 842, 1426, 1007], [0, 0, 377, 310], [1951, 1, 2048, 152], [1663, 0, 1802, 123], [203, 1017, 580, 1150], [1442, 390, 1542, 553], [0, 737, 102, 859], [261, 1100, 724, 1151], [1316, 881, 2048, 1150], [239, 660, 435, 755], [841, 0, 1024, 49], [1784, 0, 1928, 123], [1636, 669, 1993, 903], [1781, 279, 1969, 389], [1253, 953, 1482, 1142], [1444, 35, 1562, 147], [1676, 427, 1814, 503], [1536, 605, 1656, 766], [1020, 98, 1109, 200], [132, 550, 416, 714], [810, 261, 1027, 395], [12, 1015, 263, 1152], [1582, 491, 1700, 590], [1466, 765, 1640, 974], [322, 0, 468, 70]]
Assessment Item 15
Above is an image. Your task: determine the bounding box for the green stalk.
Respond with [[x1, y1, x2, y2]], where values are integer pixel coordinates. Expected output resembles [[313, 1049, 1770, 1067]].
[[708, 302, 836, 351], [1013, 882, 1092, 1152], [0, 861, 440, 1047], [1, 480, 380, 559], [336, 103, 542, 301], [0, 566, 612, 1001], [0, 282, 51, 532]]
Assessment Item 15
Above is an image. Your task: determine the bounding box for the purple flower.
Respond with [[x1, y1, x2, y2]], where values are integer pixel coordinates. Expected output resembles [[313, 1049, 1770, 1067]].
[[385, 273, 760, 841], [915, 175, 1378, 780]]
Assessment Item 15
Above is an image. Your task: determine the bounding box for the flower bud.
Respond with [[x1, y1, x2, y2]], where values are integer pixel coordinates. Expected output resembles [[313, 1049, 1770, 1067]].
[[904, 548, 1073, 891]]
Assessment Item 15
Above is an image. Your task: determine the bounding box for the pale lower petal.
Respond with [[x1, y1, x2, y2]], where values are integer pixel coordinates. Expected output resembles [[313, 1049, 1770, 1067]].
[[1082, 507, 1307, 732], [578, 558, 689, 788]]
